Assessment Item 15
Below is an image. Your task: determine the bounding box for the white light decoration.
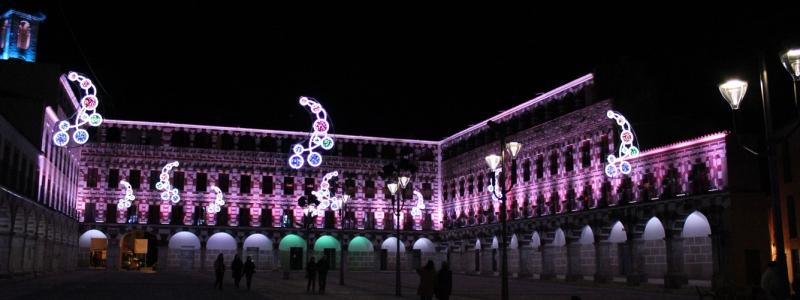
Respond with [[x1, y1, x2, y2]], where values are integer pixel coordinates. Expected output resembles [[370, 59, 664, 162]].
[[207, 186, 225, 214], [116, 180, 134, 210], [487, 168, 503, 203], [310, 171, 339, 216], [53, 72, 103, 147], [605, 110, 640, 177], [155, 161, 181, 203], [288, 96, 335, 169], [410, 190, 426, 218]]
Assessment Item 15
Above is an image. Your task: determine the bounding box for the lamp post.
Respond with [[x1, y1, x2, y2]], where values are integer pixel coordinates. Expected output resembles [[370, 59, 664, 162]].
[[718, 47, 800, 297], [339, 194, 350, 285], [484, 122, 521, 300], [387, 175, 410, 297]]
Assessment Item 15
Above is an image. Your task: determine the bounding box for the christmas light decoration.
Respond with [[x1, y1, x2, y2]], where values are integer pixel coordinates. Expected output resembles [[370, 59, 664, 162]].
[[155, 161, 181, 203], [53, 72, 103, 147], [207, 186, 225, 214], [288, 96, 335, 169], [116, 180, 134, 210], [605, 110, 640, 177], [410, 190, 426, 218], [311, 171, 339, 216]]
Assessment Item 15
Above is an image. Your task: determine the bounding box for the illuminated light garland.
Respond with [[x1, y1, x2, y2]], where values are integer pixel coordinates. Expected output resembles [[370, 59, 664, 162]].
[[53, 72, 103, 147], [288, 96, 335, 169], [605, 110, 640, 177], [155, 161, 181, 203], [207, 186, 225, 214], [311, 171, 339, 216], [410, 190, 426, 218], [487, 168, 503, 203], [116, 180, 134, 210]]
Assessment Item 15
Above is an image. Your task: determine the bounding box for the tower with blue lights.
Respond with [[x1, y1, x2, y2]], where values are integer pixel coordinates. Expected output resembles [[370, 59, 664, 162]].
[[1, 9, 46, 62]]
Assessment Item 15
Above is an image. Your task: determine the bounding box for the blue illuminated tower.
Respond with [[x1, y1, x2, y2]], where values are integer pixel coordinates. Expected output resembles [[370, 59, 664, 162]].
[[1, 9, 46, 62]]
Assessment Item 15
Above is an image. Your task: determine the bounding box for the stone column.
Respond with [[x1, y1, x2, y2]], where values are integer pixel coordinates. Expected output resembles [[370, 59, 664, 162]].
[[664, 234, 688, 288], [566, 242, 583, 281], [541, 244, 556, 280], [0, 231, 10, 276], [107, 238, 119, 270], [625, 239, 647, 285], [594, 240, 613, 283]]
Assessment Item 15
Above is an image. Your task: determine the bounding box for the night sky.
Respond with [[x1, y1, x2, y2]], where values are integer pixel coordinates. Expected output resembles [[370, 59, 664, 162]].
[[4, 2, 798, 147]]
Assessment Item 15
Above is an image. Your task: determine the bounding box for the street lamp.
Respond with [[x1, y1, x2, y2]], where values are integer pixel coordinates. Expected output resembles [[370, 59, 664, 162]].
[[718, 47, 800, 297], [484, 123, 521, 300], [339, 194, 350, 285], [387, 176, 410, 297]]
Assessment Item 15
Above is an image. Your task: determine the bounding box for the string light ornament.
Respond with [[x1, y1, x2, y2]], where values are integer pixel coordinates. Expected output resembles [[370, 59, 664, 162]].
[[605, 110, 640, 177], [311, 171, 339, 216], [207, 186, 225, 214], [288, 96, 335, 169], [117, 180, 134, 210], [487, 168, 503, 204], [155, 161, 181, 203], [53, 72, 104, 147], [410, 190, 426, 218]]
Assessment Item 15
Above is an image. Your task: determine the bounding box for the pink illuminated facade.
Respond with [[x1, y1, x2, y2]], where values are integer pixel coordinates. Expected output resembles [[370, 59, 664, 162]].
[[73, 73, 764, 292]]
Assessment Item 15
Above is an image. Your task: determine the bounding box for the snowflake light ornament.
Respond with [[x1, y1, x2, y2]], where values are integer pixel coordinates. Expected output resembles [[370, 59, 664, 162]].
[[155, 161, 181, 203], [605, 110, 640, 177], [53, 72, 103, 147], [288, 96, 335, 169]]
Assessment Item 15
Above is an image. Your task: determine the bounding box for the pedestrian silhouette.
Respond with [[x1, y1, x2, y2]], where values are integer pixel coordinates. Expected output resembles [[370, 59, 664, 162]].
[[317, 256, 329, 293], [417, 260, 437, 300], [244, 256, 256, 290], [213, 254, 225, 290], [435, 261, 452, 300], [232, 254, 244, 288], [306, 256, 317, 293]]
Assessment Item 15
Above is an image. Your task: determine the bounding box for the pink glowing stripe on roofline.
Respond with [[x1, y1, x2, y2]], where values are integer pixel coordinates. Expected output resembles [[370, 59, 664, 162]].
[[634, 132, 728, 159], [103, 119, 440, 145], [440, 73, 594, 144]]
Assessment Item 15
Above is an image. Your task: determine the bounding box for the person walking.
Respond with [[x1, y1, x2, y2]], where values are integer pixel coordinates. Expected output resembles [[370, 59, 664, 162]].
[[213, 254, 225, 290], [317, 256, 329, 294], [244, 256, 256, 290], [435, 261, 452, 300], [306, 256, 317, 293], [416, 260, 437, 300], [232, 254, 244, 288]]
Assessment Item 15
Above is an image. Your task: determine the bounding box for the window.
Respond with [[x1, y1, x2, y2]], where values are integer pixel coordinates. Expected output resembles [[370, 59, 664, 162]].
[[565, 146, 574, 173], [239, 135, 256, 151], [194, 132, 212, 148], [467, 176, 474, 195], [581, 141, 591, 168], [283, 176, 294, 195], [262, 176, 273, 194], [422, 182, 433, 200], [477, 175, 484, 192], [599, 137, 609, 163], [108, 169, 119, 189], [789, 196, 798, 239], [17, 20, 31, 49], [459, 180, 465, 197], [549, 152, 558, 176], [171, 206, 184, 225], [196, 173, 207, 192], [220, 134, 234, 150], [381, 146, 396, 159], [523, 160, 531, 182], [106, 127, 122, 143], [129, 170, 141, 190], [346, 178, 356, 197], [170, 131, 190, 147], [87, 168, 98, 188], [173, 172, 184, 190], [365, 179, 375, 199], [536, 157, 544, 179], [305, 177, 315, 196], [241, 175, 251, 194], [218, 174, 230, 193], [149, 170, 159, 190]]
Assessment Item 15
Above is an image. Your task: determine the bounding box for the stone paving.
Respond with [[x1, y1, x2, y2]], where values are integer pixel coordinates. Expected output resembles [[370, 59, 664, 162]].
[[1, 270, 701, 300]]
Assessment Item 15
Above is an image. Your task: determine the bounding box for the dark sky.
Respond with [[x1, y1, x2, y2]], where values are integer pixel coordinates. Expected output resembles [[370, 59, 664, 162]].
[[4, 1, 798, 145]]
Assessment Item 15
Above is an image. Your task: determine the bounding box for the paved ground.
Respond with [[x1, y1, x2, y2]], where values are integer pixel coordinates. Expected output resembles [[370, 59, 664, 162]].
[[1, 270, 700, 300]]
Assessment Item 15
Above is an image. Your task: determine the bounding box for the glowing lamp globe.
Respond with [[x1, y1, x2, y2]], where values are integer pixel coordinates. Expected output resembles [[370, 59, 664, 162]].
[[781, 48, 800, 81], [506, 142, 522, 159], [718, 79, 748, 110], [398, 176, 410, 189], [485, 154, 501, 171], [387, 183, 399, 196]]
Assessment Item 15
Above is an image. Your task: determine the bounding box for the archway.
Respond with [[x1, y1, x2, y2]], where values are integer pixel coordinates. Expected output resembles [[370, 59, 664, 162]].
[[608, 221, 627, 243], [313, 235, 341, 270], [243, 234, 274, 271], [348, 236, 374, 271], [641, 217, 667, 278], [79, 229, 108, 268], [167, 231, 201, 271], [381, 237, 405, 270], [412, 237, 436, 269], [681, 211, 712, 279], [119, 230, 158, 271], [279, 234, 307, 270], [207, 232, 237, 270]]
